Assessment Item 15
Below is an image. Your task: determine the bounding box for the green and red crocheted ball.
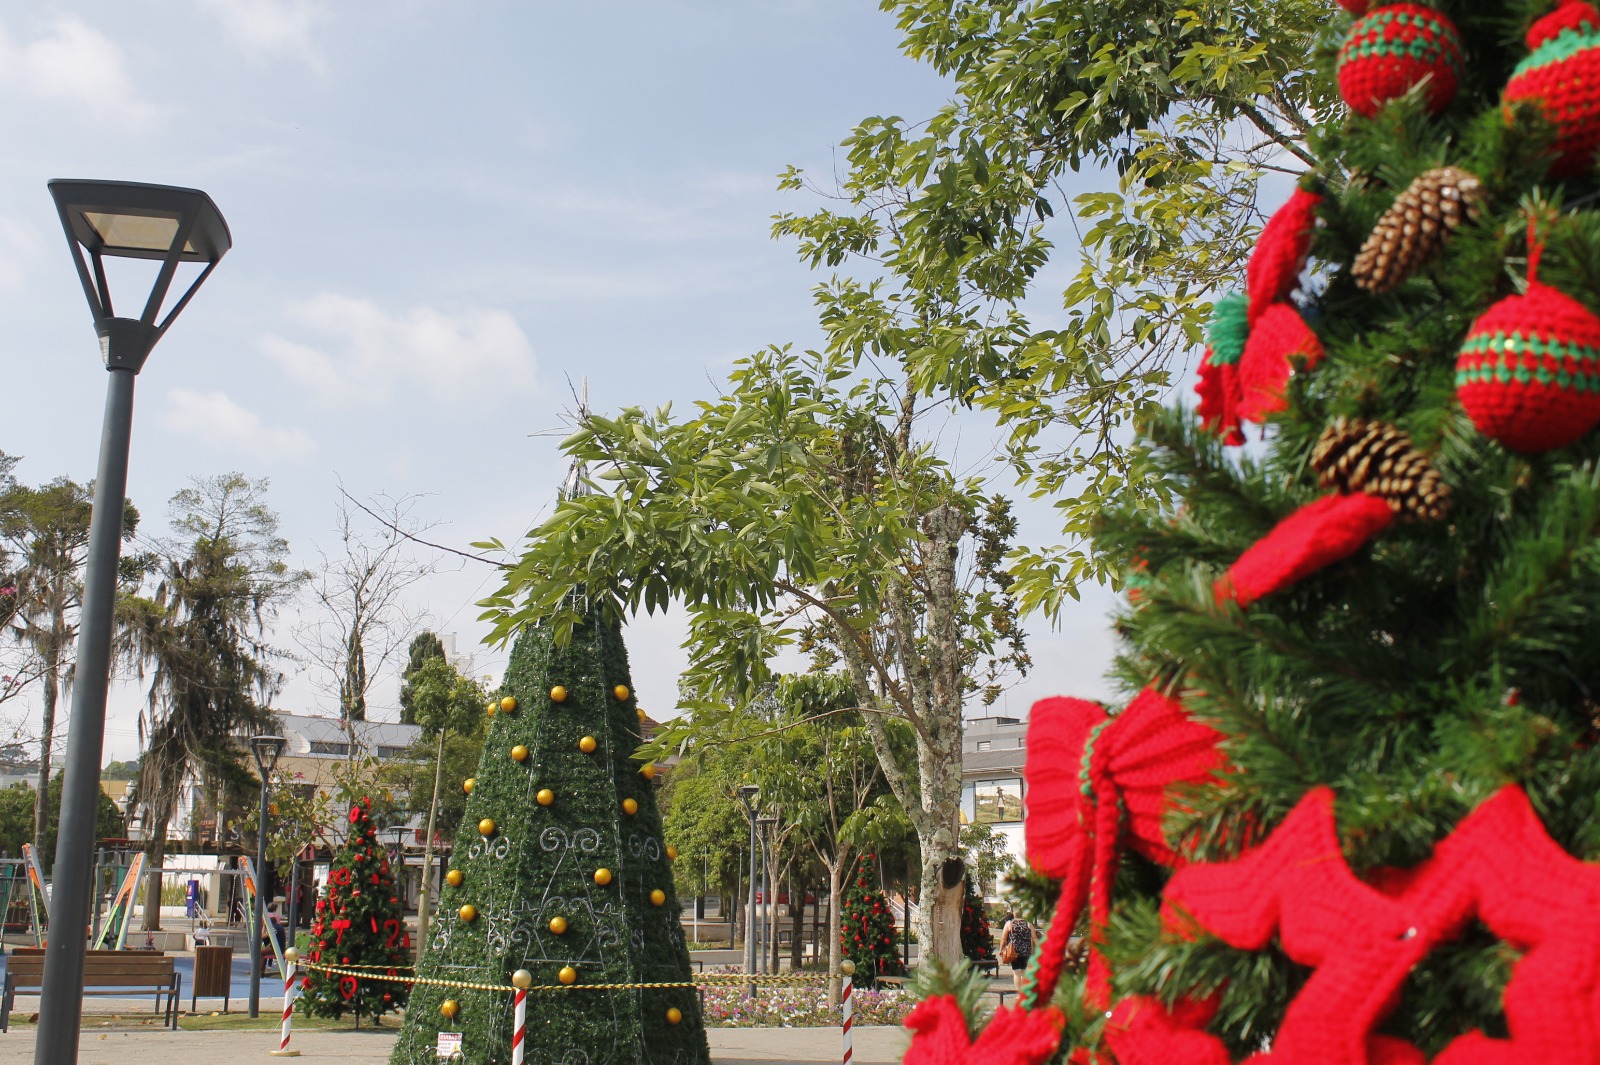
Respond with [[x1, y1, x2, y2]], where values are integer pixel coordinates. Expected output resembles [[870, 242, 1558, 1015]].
[[1337, 4, 1462, 118], [1455, 280, 1600, 452], [1503, 0, 1600, 178]]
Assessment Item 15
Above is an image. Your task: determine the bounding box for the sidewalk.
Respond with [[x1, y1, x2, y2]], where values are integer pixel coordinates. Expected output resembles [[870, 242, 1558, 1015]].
[[0, 1025, 909, 1064]]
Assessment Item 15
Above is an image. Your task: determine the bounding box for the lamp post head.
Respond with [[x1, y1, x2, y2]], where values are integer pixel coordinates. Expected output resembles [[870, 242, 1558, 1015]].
[[48, 179, 230, 373], [250, 734, 287, 777], [736, 784, 759, 815]]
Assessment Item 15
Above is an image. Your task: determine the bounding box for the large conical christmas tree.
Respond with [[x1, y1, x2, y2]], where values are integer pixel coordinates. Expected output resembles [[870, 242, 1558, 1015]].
[[903, 3, 1600, 1063], [390, 603, 709, 1065], [300, 797, 411, 1022]]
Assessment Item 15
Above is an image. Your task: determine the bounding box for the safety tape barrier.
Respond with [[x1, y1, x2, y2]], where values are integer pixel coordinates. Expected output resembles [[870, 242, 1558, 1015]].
[[299, 961, 833, 994]]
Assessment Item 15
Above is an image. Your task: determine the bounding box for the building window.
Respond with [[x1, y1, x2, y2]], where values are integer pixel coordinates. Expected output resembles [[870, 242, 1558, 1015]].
[[377, 746, 411, 758], [309, 741, 350, 756], [972, 777, 1023, 824], [976, 740, 992, 752]]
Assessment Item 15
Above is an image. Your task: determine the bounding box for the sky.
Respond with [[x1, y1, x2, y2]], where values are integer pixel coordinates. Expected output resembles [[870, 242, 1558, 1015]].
[[0, 1, 1122, 763]]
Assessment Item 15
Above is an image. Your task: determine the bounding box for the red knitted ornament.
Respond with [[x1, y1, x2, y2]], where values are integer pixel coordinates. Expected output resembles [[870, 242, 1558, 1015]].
[[1021, 689, 1225, 1011], [1237, 303, 1325, 424], [1215, 492, 1396, 607], [1456, 238, 1600, 452], [1337, 4, 1462, 118], [1337, 0, 1372, 11], [1104, 784, 1600, 1064], [1196, 350, 1245, 446], [1247, 189, 1322, 325], [1503, 0, 1600, 178], [903, 995, 1065, 1065]]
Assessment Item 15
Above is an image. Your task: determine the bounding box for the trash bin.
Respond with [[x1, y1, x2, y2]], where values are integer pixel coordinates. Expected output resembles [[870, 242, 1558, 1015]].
[[193, 944, 234, 1013]]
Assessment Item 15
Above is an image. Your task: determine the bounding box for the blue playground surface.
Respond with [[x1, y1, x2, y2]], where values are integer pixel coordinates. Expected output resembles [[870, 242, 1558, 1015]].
[[0, 949, 280, 1008]]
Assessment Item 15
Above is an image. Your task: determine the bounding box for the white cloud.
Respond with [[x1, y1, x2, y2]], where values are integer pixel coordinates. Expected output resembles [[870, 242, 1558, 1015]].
[[260, 294, 537, 406], [197, 0, 328, 67], [161, 388, 317, 459], [0, 18, 161, 127]]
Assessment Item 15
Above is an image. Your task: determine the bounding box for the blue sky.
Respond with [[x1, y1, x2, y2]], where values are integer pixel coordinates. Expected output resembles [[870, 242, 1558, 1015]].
[[0, 1, 1120, 761]]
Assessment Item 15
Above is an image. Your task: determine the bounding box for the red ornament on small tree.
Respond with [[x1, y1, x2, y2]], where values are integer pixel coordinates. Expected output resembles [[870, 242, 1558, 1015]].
[[1337, 3, 1462, 118]]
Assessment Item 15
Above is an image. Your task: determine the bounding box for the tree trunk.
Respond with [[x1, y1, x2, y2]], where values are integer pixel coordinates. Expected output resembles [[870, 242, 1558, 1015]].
[[788, 873, 802, 970], [142, 830, 168, 931], [826, 859, 846, 1005], [414, 728, 446, 954], [31, 659, 58, 859]]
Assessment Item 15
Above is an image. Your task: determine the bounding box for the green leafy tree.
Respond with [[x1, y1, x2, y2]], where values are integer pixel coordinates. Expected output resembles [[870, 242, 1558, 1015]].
[[775, 0, 1334, 613], [392, 605, 708, 1065], [0, 775, 123, 868], [659, 744, 752, 936], [482, 346, 1027, 964], [398, 630, 447, 725], [0, 476, 137, 854], [959, 820, 1014, 897], [120, 473, 304, 928], [300, 797, 409, 1022]]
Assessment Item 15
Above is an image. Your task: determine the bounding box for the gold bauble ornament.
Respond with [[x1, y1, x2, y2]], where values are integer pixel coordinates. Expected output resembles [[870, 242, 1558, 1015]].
[[463, 778, 475, 794], [445, 869, 464, 888], [478, 818, 496, 837], [579, 735, 597, 753], [640, 764, 657, 781], [512, 969, 532, 990], [613, 684, 630, 701], [636, 707, 647, 723], [500, 695, 518, 713], [558, 966, 578, 985], [550, 685, 568, 703], [548, 915, 569, 935], [485, 700, 497, 716], [622, 798, 638, 815], [650, 889, 666, 906], [537, 788, 555, 807], [666, 1007, 683, 1025], [666, 845, 678, 861], [440, 999, 459, 1019], [511, 744, 529, 762], [594, 867, 613, 886], [459, 904, 478, 923]]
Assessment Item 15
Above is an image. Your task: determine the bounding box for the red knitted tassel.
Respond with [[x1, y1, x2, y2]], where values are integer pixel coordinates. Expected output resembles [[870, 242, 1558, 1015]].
[[903, 995, 1064, 1065], [1247, 189, 1322, 325], [1236, 302, 1324, 424], [1215, 492, 1395, 607]]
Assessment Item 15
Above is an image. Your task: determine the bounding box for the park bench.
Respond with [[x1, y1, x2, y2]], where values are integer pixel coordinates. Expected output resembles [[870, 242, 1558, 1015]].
[[1, 951, 181, 1031]]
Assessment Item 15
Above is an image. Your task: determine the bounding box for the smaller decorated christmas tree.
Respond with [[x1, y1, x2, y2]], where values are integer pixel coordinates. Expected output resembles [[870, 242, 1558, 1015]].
[[958, 881, 993, 967], [299, 797, 411, 1021], [838, 861, 903, 988]]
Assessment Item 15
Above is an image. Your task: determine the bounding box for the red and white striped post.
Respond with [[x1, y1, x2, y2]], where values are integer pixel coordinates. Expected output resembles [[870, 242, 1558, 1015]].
[[840, 959, 856, 1065], [271, 947, 301, 1057], [511, 969, 532, 1065]]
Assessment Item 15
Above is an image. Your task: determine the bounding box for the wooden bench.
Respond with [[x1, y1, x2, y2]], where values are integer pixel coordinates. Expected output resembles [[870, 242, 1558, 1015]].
[[2, 952, 181, 1031]]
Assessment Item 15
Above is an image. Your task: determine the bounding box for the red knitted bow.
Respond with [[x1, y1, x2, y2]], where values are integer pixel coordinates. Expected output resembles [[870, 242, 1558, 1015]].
[[904, 996, 1066, 1065], [1022, 688, 1226, 1010]]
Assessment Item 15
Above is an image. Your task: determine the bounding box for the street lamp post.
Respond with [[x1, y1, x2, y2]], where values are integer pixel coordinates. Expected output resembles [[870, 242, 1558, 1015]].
[[755, 816, 778, 975], [249, 734, 288, 1018], [35, 180, 229, 1065], [736, 785, 759, 995]]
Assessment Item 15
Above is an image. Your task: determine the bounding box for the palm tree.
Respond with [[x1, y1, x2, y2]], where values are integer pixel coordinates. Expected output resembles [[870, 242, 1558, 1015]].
[[120, 474, 303, 929]]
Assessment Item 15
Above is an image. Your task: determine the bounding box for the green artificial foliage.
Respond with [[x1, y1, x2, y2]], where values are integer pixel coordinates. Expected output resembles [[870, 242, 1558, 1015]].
[[838, 861, 903, 988], [982, 0, 1600, 1059], [299, 797, 409, 1022], [958, 880, 993, 966], [390, 609, 708, 1065]]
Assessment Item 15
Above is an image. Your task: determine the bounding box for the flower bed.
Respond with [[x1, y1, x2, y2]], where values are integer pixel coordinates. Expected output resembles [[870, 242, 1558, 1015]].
[[699, 984, 914, 1028]]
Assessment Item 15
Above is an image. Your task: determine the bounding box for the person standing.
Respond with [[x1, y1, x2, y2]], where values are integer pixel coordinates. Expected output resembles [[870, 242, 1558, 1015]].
[[997, 911, 1033, 991]]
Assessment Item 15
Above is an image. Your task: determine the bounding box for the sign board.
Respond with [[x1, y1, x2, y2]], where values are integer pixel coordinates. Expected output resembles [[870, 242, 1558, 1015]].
[[436, 1032, 463, 1060]]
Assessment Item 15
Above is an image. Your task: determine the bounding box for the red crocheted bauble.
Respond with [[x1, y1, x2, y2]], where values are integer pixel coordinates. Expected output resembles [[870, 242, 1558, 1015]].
[[1503, 0, 1600, 178], [1337, 4, 1462, 118], [1455, 280, 1600, 452]]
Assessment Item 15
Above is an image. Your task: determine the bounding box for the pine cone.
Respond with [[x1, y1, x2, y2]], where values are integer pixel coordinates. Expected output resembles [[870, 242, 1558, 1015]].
[[1352, 166, 1485, 294], [1311, 418, 1451, 521]]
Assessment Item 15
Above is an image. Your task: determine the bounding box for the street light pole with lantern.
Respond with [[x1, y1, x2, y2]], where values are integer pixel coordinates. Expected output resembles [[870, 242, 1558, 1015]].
[[35, 179, 230, 1065], [736, 784, 760, 993], [249, 734, 288, 1018]]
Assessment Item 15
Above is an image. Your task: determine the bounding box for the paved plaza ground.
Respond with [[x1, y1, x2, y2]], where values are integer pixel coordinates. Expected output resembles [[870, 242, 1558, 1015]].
[[0, 1023, 909, 1064]]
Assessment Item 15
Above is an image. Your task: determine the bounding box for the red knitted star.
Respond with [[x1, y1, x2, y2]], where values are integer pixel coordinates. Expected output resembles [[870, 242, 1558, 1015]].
[[903, 995, 1065, 1065], [1103, 784, 1600, 1064]]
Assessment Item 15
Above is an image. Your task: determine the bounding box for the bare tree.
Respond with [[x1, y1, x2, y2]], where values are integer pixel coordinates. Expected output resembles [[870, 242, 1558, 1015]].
[[295, 492, 438, 731]]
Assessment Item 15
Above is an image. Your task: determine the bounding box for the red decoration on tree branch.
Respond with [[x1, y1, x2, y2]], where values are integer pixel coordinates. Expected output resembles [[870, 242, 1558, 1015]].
[[903, 995, 1065, 1065], [1214, 492, 1396, 607]]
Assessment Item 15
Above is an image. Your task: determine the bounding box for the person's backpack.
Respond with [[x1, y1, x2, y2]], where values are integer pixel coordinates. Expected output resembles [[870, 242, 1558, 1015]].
[[1009, 919, 1034, 956]]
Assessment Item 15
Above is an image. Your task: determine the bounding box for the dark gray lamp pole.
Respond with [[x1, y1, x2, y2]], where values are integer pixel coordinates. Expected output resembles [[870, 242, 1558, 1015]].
[[36, 179, 230, 1065], [736, 785, 759, 995], [755, 816, 778, 975], [249, 734, 287, 1018]]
